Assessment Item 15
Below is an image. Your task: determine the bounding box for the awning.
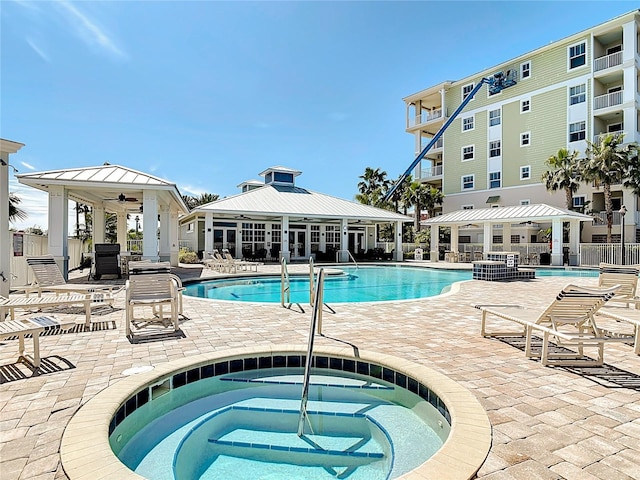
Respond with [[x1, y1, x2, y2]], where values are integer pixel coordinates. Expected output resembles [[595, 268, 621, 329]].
[[486, 195, 501, 204]]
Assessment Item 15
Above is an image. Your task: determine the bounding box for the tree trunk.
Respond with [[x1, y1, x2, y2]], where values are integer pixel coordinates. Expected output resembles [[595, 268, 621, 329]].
[[565, 188, 573, 210], [414, 201, 421, 232], [604, 183, 613, 243]]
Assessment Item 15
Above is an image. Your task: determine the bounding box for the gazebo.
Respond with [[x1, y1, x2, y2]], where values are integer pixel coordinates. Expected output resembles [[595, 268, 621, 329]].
[[422, 204, 594, 266], [17, 164, 189, 277]]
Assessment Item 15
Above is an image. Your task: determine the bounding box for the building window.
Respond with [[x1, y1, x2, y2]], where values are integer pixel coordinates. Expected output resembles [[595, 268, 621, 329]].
[[520, 165, 531, 180], [573, 196, 585, 209], [521, 99, 530, 113], [489, 140, 501, 157], [520, 132, 531, 146], [569, 42, 586, 69], [521, 61, 531, 79], [569, 121, 586, 142], [520, 199, 530, 206], [489, 109, 501, 126], [462, 175, 474, 190], [271, 224, 281, 243], [325, 225, 340, 251], [462, 145, 474, 161], [462, 83, 474, 100], [462, 116, 474, 131], [569, 84, 586, 105], [489, 171, 501, 189], [462, 205, 474, 210]]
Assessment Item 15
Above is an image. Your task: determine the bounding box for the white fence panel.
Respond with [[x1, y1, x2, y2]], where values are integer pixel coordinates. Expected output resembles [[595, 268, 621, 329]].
[[579, 243, 640, 266]]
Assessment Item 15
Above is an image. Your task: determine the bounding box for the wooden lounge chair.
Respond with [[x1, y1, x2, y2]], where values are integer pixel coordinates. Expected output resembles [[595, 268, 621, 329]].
[[222, 249, 261, 273], [598, 263, 640, 308], [203, 250, 225, 272], [595, 306, 640, 355], [476, 284, 623, 366], [0, 315, 75, 370], [125, 262, 179, 337], [0, 292, 110, 326], [24, 255, 123, 298]]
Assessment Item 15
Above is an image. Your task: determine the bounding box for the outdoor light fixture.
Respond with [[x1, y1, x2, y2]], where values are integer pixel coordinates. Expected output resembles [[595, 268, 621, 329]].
[[619, 205, 627, 265]]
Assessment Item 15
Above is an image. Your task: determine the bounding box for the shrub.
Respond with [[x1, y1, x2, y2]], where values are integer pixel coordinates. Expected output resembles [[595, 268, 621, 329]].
[[179, 249, 199, 264]]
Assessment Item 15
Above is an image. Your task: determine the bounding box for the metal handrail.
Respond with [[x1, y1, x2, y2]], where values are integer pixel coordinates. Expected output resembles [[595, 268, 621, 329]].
[[298, 267, 325, 436], [336, 249, 359, 269], [280, 257, 291, 307], [309, 257, 315, 306]]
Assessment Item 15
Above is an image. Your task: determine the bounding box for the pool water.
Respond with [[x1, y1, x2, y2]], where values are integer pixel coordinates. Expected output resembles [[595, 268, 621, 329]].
[[112, 369, 446, 480], [184, 265, 598, 303]]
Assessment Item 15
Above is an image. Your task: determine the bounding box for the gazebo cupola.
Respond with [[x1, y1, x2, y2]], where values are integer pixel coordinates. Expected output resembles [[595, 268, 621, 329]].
[[259, 166, 302, 187]]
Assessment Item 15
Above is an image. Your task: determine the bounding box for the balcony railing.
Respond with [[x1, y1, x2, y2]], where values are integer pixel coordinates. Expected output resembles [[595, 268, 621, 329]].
[[593, 51, 623, 72], [594, 90, 623, 110], [593, 133, 623, 144], [408, 108, 443, 127], [418, 137, 443, 152], [419, 164, 443, 179], [590, 211, 625, 226]]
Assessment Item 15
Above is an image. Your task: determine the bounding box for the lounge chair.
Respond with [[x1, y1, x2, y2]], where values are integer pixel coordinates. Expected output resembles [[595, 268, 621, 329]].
[[125, 262, 180, 337], [476, 284, 623, 366], [0, 315, 76, 371], [598, 263, 640, 308], [203, 250, 225, 272], [594, 306, 640, 355], [222, 249, 261, 272], [24, 255, 123, 298], [0, 292, 111, 326]]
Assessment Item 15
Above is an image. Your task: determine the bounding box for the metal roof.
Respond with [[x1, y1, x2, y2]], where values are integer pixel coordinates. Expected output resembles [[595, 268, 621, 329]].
[[17, 164, 189, 214], [195, 184, 411, 223], [423, 204, 594, 225]]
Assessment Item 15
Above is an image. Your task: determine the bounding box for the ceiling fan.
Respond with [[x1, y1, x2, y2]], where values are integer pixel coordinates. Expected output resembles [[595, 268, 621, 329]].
[[105, 193, 139, 203]]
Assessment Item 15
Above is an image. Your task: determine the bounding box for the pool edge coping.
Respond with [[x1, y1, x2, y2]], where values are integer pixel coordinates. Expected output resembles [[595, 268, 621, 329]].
[[60, 345, 491, 480]]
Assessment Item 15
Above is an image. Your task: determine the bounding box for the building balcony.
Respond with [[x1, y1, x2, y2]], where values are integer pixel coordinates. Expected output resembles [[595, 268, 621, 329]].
[[593, 51, 623, 72], [419, 164, 443, 180], [593, 90, 623, 110], [418, 137, 443, 152], [407, 108, 443, 128], [591, 211, 626, 226]]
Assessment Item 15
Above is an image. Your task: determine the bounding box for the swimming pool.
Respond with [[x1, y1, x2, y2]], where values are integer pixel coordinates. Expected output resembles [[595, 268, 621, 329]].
[[184, 265, 598, 303]]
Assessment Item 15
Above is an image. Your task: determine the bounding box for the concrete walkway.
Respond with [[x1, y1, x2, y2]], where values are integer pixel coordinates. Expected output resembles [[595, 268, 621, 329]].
[[1, 262, 639, 479]]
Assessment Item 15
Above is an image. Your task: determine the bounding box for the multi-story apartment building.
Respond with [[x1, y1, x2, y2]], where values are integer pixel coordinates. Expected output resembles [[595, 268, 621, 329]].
[[403, 9, 639, 244]]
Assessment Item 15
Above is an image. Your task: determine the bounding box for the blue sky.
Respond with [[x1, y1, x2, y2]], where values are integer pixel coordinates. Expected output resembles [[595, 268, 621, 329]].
[[3, 0, 637, 231]]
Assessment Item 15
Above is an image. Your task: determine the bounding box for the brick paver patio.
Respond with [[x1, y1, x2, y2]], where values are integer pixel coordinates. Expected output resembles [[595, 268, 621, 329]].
[[1, 263, 640, 479]]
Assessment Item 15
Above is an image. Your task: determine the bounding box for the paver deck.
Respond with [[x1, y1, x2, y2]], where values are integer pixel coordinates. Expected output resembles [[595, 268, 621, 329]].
[[1, 262, 640, 480]]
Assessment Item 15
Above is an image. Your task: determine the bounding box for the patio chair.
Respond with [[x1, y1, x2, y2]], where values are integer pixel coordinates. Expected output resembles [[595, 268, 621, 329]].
[[222, 249, 261, 272], [594, 306, 640, 355], [203, 250, 225, 272], [0, 315, 76, 371], [125, 262, 179, 337], [24, 255, 123, 298], [476, 284, 622, 366], [598, 263, 640, 308], [1, 292, 112, 327]]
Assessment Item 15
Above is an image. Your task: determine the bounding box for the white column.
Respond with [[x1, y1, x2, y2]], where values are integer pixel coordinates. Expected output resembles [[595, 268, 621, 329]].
[[394, 221, 403, 261], [204, 212, 214, 253], [0, 154, 10, 297], [281, 216, 290, 261], [366, 226, 374, 251], [502, 223, 512, 252], [92, 203, 105, 246], [551, 218, 563, 266], [450, 225, 459, 254], [483, 223, 492, 257], [48, 185, 69, 279], [169, 208, 179, 266], [116, 213, 128, 251], [569, 220, 580, 266], [340, 218, 349, 262], [142, 190, 159, 261], [430, 224, 439, 262], [158, 204, 170, 262]]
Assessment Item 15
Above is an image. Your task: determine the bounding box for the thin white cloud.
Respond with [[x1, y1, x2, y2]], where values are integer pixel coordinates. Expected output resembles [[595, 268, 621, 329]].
[[26, 38, 51, 62], [180, 184, 207, 197], [20, 161, 36, 171], [56, 1, 126, 59]]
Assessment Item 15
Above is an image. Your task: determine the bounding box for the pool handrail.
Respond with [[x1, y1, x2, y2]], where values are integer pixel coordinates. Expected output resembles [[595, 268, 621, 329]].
[[309, 257, 315, 306], [280, 257, 291, 307], [336, 250, 359, 269], [298, 267, 325, 436]]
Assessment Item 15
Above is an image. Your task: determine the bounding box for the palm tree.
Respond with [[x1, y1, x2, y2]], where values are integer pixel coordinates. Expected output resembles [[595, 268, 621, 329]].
[[422, 185, 445, 220], [582, 133, 630, 242], [356, 167, 390, 208], [541, 148, 581, 210], [388, 174, 410, 214], [9, 193, 27, 223], [621, 142, 640, 196], [182, 192, 220, 210], [404, 182, 444, 233]]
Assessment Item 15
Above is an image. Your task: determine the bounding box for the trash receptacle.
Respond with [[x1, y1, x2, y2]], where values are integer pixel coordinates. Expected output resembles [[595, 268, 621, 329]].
[[569, 254, 578, 266], [414, 248, 423, 261], [540, 252, 551, 265]]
